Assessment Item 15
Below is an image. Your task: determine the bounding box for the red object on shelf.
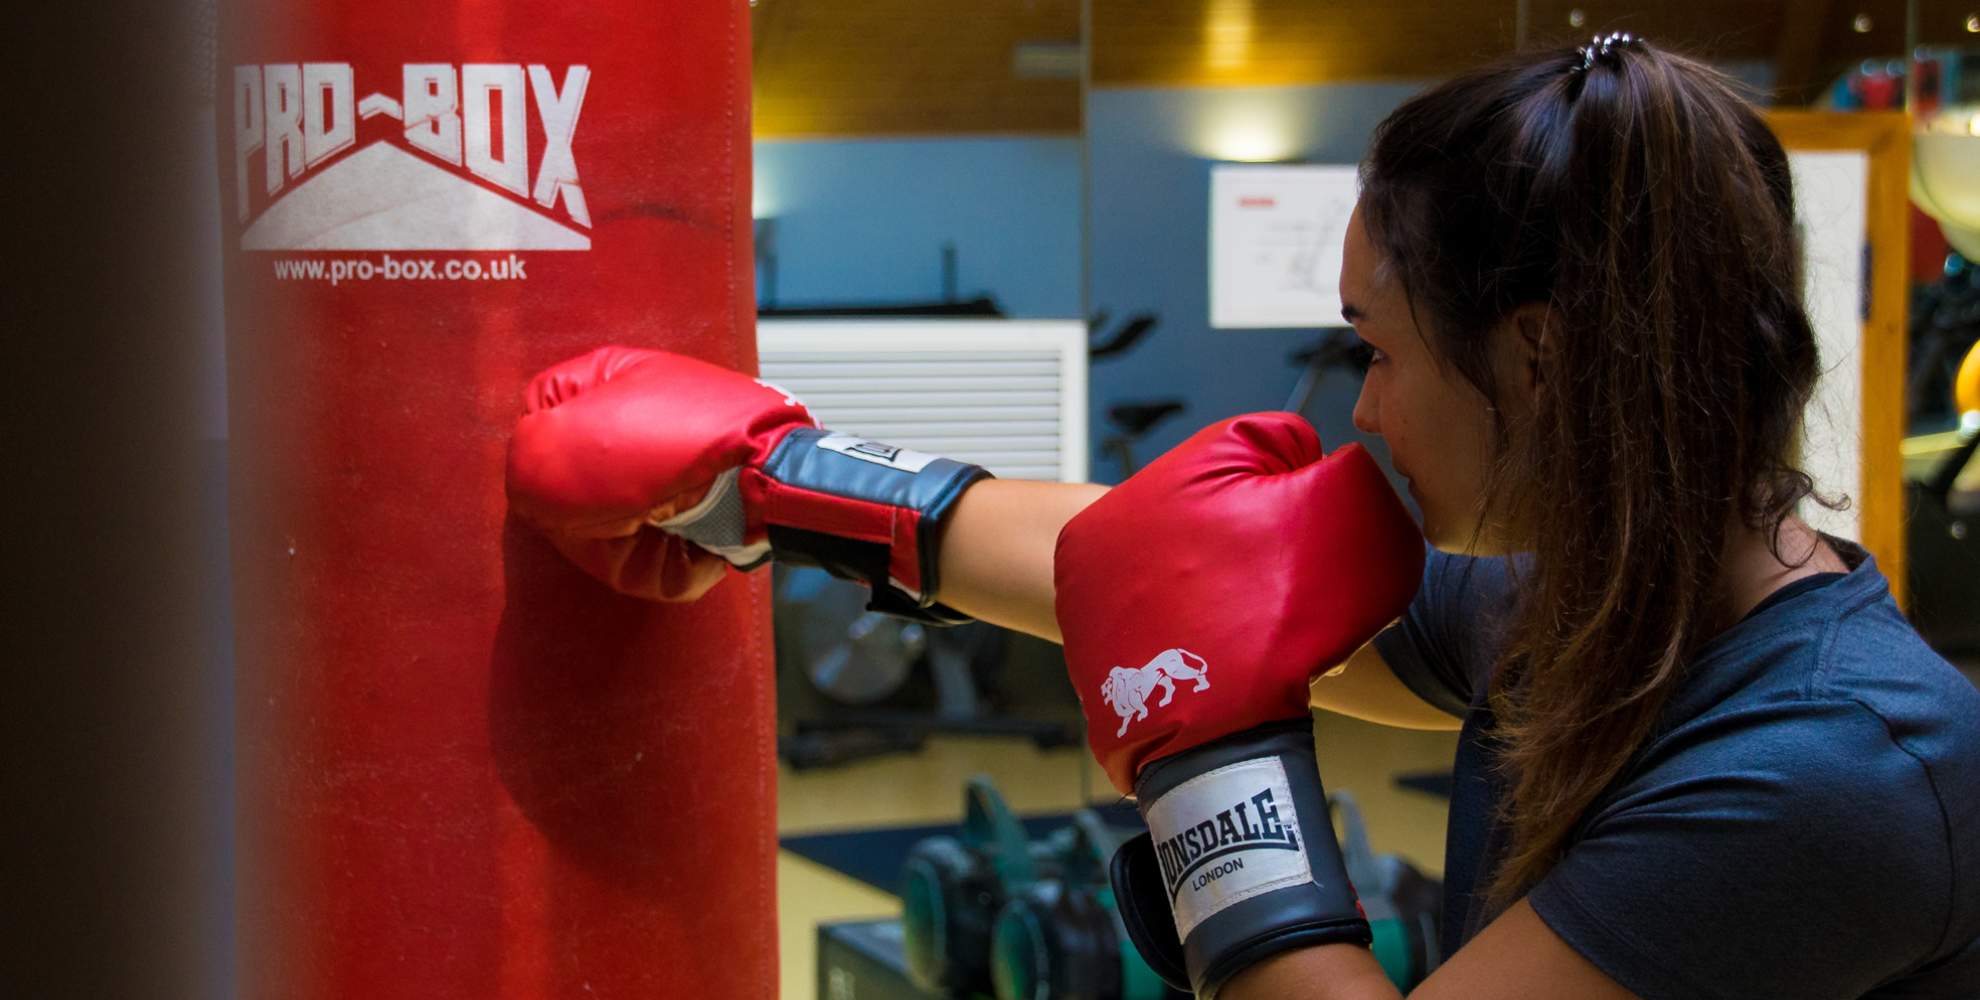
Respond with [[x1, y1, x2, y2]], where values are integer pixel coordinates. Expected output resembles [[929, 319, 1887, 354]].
[[1915, 205, 1955, 283]]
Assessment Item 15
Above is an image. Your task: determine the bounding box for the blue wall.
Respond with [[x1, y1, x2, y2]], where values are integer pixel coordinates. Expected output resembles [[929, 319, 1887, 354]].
[[753, 137, 1083, 318], [1083, 81, 1431, 483]]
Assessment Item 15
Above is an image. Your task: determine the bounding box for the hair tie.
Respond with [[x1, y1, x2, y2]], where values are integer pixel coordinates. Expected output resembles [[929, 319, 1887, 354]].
[[1575, 32, 1642, 74]]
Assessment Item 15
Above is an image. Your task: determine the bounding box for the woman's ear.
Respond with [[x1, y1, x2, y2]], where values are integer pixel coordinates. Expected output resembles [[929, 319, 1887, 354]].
[[1486, 303, 1559, 420], [1508, 303, 1559, 395]]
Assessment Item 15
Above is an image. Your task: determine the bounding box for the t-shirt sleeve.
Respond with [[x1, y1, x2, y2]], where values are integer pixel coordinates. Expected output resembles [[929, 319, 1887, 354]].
[[1526, 700, 1955, 1000], [1371, 545, 1516, 718]]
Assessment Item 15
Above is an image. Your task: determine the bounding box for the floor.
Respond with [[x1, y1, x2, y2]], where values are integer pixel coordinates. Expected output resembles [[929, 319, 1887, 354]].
[[773, 715, 1460, 1000]]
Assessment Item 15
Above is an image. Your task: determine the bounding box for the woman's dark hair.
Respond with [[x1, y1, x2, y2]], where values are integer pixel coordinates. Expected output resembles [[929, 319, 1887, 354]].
[[1358, 41, 1834, 915]]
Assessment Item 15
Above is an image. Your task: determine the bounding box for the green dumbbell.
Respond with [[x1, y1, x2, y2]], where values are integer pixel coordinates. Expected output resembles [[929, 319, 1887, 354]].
[[902, 776, 1065, 995], [990, 809, 1174, 1000]]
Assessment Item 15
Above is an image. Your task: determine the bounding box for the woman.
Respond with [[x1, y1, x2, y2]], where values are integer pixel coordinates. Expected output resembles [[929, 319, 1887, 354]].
[[934, 38, 1980, 998], [504, 36, 1980, 1000]]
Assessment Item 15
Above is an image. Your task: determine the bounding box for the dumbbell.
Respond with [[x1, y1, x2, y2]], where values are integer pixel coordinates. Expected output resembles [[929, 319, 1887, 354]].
[[989, 809, 1173, 1000], [988, 793, 1440, 998], [901, 776, 1067, 993]]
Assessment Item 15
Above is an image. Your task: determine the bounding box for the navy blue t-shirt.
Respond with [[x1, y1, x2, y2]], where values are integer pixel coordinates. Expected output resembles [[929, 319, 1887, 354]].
[[1372, 540, 1980, 998]]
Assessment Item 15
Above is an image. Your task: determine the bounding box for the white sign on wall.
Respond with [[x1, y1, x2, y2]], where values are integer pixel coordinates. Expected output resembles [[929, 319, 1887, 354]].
[[1789, 150, 1868, 543], [1209, 164, 1359, 329]]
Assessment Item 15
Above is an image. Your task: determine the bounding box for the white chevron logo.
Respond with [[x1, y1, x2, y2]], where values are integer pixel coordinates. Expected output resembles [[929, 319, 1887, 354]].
[[241, 141, 589, 251]]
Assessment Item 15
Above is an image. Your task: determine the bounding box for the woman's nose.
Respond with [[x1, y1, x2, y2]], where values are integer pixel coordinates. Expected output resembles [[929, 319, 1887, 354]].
[[1351, 380, 1380, 436]]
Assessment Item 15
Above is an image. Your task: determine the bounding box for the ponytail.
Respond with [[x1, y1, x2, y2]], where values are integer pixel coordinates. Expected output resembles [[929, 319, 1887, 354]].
[[1359, 40, 1834, 916]]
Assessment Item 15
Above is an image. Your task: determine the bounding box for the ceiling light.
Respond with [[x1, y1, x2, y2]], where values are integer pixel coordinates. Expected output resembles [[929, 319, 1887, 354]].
[[1568, 8, 1585, 28], [1853, 13, 1873, 32], [1200, 120, 1297, 162], [1183, 97, 1308, 162]]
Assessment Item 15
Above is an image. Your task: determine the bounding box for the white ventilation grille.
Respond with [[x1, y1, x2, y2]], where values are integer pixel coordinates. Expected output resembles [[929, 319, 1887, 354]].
[[757, 319, 1088, 483]]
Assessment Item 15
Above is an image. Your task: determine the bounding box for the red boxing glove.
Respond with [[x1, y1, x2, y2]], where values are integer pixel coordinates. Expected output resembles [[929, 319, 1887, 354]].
[[1055, 411, 1423, 794], [1054, 412, 1423, 998], [507, 346, 990, 621]]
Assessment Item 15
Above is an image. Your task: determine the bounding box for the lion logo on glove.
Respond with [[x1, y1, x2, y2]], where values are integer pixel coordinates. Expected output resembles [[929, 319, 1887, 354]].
[[1099, 648, 1211, 737]]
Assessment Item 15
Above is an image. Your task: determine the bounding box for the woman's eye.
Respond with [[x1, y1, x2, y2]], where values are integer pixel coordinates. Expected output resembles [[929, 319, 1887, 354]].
[[1347, 341, 1381, 373]]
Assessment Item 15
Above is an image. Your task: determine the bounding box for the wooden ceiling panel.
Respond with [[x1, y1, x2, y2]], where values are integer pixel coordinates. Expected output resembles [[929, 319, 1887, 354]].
[[1093, 0, 1518, 87], [751, 0, 1962, 137], [752, 0, 1082, 137], [1091, 0, 1926, 95]]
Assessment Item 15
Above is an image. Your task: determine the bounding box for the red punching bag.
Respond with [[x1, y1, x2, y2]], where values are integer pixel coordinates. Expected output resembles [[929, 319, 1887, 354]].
[[216, 2, 774, 997]]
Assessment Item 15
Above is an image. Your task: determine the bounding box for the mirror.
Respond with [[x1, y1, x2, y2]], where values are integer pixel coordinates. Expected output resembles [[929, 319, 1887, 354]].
[[1904, 0, 1980, 660], [752, 8, 1099, 993], [1070, 0, 1976, 929]]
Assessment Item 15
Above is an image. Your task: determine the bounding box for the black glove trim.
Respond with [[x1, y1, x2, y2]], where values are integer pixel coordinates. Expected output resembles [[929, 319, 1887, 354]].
[[1110, 832, 1192, 993], [759, 428, 992, 623], [1196, 907, 1373, 997]]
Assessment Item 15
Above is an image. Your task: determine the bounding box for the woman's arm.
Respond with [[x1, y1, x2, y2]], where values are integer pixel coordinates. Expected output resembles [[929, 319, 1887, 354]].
[[1309, 641, 1464, 731], [932, 478, 1111, 643], [1220, 900, 1639, 1000]]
